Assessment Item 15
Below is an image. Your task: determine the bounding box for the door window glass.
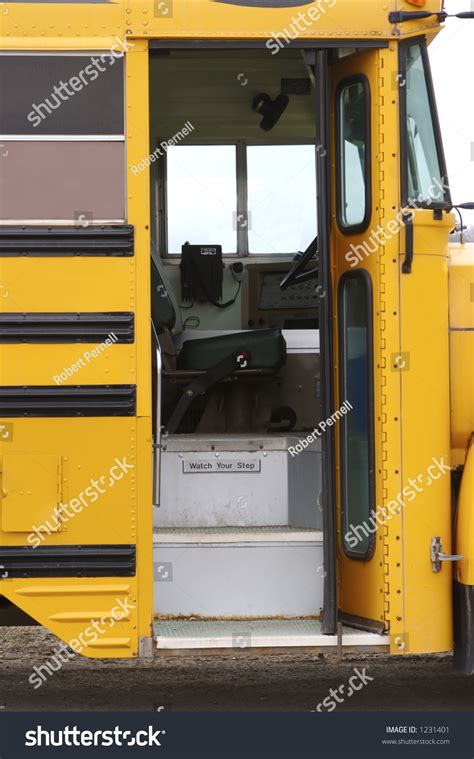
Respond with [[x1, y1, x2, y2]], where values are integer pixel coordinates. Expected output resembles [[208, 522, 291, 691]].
[[337, 78, 370, 232], [339, 272, 375, 559]]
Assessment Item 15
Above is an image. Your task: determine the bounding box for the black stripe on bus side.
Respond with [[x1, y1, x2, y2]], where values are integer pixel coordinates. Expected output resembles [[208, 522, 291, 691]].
[[0, 312, 135, 343], [0, 225, 134, 257], [0, 545, 136, 578], [0, 385, 136, 417]]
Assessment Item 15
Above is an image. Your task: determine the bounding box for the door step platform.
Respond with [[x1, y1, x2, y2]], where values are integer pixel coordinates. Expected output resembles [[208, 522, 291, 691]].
[[154, 433, 322, 530], [154, 619, 389, 653], [153, 526, 324, 617]]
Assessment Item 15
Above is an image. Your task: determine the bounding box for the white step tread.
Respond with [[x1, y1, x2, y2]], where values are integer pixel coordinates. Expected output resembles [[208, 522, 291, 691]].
[[153, 526, 323, 545], [154, 619, 388, 650]]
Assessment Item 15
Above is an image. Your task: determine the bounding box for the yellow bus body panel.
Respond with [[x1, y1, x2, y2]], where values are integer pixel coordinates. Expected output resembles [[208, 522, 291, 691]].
[[448, 244, 474, 468], [455, 438, 474, 587], [0, 43, 153, 657], [399, 211, 454, 654], [0, 0, 444, 49]]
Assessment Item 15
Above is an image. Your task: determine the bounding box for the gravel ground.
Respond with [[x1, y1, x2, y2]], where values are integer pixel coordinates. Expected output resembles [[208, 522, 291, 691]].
[[0, 627, 472, 712]]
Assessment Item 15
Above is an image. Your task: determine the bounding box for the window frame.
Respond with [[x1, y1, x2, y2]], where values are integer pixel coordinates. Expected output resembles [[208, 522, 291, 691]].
[[335, 74, 372, 236], [399, 37, 451, 209], [158, 138, 317, 258], [338, 268, 376, 561]]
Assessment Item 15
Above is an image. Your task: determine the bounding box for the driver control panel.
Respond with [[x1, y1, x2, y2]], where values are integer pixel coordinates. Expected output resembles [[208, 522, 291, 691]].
[[259, 272, 319, 311], [244, 263, 319, 330]]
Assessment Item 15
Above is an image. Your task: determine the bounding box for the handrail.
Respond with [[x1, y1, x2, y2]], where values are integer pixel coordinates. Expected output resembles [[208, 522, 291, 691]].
[[152, 323, 162, 508]]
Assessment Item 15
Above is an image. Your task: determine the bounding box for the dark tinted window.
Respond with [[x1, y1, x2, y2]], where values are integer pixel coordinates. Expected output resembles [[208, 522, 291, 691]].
[[339, 271, 375, 559], [0, 55, 124, 135]]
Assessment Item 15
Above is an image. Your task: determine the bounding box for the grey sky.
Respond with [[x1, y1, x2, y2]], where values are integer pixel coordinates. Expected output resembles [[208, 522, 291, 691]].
[[429, 0, 474, 225]]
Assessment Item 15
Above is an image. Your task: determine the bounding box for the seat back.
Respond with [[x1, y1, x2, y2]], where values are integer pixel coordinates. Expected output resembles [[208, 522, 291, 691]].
[[151, 255, 183, 335], [177, 328, 287, 371]]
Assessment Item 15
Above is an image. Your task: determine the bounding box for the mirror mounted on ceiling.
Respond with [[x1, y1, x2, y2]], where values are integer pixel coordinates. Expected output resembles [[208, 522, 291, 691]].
[[252, 92, 290, 132]]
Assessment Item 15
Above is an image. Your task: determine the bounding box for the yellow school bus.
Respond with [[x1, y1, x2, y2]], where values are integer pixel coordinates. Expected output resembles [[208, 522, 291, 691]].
[[0, 0, 473, 673]]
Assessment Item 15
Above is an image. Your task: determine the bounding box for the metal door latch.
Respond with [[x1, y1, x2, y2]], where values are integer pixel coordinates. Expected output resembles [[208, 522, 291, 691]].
[[430, 536, 463, 573]]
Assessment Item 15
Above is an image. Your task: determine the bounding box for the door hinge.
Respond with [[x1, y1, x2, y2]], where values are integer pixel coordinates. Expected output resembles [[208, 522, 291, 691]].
[[430, 536, 463, 573]]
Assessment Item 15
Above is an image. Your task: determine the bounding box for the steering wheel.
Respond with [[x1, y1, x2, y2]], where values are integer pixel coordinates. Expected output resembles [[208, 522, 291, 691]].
[[279, 236, 319, 291]]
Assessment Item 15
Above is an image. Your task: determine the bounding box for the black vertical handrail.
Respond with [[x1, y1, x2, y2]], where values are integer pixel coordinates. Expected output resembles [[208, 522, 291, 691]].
[[316, 49, 338, 636]]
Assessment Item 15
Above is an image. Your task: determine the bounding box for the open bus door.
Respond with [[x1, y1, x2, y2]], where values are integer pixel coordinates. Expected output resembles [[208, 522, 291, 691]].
[[329, 48, 387, 638], [330, 45, 454, 655]]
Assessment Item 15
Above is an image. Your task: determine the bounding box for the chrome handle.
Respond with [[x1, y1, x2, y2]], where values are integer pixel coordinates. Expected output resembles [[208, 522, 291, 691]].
[[152, 323, 162, 508], [431, 536, 463, 573]]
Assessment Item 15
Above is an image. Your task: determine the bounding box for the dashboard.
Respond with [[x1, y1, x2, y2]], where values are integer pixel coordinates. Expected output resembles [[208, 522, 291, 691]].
[[244, 262, 319, 330]]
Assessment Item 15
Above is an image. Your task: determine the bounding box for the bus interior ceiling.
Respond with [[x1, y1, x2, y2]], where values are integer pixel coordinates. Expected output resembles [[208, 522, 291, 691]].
[[149, 49, 332, 644]]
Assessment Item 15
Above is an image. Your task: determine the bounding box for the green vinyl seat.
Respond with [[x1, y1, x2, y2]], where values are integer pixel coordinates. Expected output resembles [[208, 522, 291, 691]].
[[177, 328, 286, 372]]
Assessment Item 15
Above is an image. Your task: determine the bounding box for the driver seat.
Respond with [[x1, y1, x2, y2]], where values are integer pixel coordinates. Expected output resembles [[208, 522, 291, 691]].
[[151, 256, 287, 433]]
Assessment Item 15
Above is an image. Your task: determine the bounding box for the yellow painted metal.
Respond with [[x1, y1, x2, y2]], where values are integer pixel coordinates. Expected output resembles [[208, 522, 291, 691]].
[[0, 0, 443, 49], [126, 40, 152, 419], [0, 39, 154, 655], [332, 43, 455, 655], [399, 209, 454, 653], [0, 258, 135, 314], [125, 44, 154, 647], [448, 244, 474, 468], [455, 437, 474, 586], [5, 578, 139, 659], [0, 345, 137, 387], [331, 47, 394, 636], [448, 244, 474, 329], [2, 454, 61, 533], [0, 419, 138, 547], [0, 416, 143, 657], [0, 256, 138, 386]]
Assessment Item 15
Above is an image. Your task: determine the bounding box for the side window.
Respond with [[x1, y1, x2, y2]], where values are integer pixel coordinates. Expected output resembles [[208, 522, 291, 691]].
[[166, 145, 238, 255], [401, 41, 450, 207], [338, 271, 375, 560], [336, 77, 371, 233], [247, 144, 317, 255], [0, 54, 125, 221]]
